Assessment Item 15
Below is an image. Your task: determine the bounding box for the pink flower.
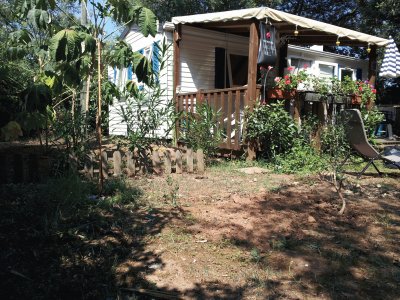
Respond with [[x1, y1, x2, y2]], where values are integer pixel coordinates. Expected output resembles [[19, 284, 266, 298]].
[[372, 89, 377, 94], [266, 32, 271, 39], [285, 80, 291, 85], [287, 66, 295, 71], [274, 77, 281, 82], [284, 75, 289, 80], [359, 86, 363, 92], [268, 66, 274, 70], [303, 64, 309, 69]]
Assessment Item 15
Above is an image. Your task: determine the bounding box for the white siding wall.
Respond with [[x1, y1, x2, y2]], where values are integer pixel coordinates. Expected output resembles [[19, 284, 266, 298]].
[[179, 25, 249, 92], [288, 46, 369, 80], [108, 24, 174, 136]]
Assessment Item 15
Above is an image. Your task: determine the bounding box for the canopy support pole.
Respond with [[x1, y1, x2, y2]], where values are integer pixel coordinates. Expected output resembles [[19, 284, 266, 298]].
[[173, 24, 182, 145], [246, 19, 259, 161], [368, 45, 377, 86]]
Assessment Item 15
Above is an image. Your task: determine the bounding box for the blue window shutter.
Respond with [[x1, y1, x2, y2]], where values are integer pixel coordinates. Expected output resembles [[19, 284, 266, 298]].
[[113, 66, 117, 83], [356, 68, 362, 80], [138, 48, 144, 90], [152, 42, 160, 83], [127, 65, 132, 80]]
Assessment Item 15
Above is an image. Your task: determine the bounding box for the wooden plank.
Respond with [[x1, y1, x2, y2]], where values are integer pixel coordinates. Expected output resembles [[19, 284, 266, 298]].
[[196, 149, 205, 174], [226, 91, 233, 149], [84, 154, 94, 179], [175, 150, 182, 174], [212, 92, 217, 112], [246, 20, 259, 109], [190, 94, 194, 114], [113, 150, 122, 176], [126, 151, 136, 177], [164, 150, 172, 174], [196, 90, 203, 108], [186, 148, 194, 173], [101, 151, 109, 179], [219, 92, 226, 148], [152, 150, 162, 175], [234, 90, 241, 150]]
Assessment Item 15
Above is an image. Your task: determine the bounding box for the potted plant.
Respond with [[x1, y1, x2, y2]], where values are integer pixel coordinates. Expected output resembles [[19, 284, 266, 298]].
[[341, 76, 361, 104], [299, 75, 332, 103], [268, 67, 308, 99]]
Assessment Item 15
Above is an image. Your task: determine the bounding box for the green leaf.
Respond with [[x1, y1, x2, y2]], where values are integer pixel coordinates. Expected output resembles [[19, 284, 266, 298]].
[[27, 8, 51, 29], [49, 29, 82, 62], [22, 83, 52, 112], [9, 30, 32, 44], [137, 7, 157, 37]]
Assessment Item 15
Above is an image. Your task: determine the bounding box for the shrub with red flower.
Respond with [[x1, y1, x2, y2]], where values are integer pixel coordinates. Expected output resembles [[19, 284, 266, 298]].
[[356, 80, 377, 106]]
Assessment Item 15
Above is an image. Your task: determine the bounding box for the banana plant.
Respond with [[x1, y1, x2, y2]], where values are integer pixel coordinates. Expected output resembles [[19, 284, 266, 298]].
[[12, 0, 157, 192]]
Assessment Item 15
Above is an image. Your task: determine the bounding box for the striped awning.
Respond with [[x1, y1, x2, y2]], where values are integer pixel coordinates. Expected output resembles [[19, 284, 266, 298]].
[[379, 37, 400, 78]]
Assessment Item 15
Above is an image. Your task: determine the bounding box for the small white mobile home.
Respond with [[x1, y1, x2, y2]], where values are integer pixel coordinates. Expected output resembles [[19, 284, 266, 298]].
[[108, 8, 388, 151]]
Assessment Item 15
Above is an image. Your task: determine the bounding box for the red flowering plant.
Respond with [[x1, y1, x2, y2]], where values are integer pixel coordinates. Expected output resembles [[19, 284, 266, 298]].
[[341, 76, 376, 106], [356, 80, 377, 106], [273, 66, 309, 91]]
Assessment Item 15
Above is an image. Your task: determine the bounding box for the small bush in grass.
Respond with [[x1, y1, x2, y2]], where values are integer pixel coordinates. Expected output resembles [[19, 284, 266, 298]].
[[101, 177, 143, 206]]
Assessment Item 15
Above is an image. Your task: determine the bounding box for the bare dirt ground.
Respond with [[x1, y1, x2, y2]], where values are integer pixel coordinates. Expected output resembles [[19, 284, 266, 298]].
[[129, 165, 400, 299], [1, 162, 400, 299]]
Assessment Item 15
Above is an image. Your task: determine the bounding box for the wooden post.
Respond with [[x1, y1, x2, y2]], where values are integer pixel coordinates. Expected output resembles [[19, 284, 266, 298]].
[[175, 150, 182, 174], [101, 151, 108, 179], [187, 148, 194, 173], [164, 150, 172, 174], [246, 20, 259, 161], [246, 20, 259, 109], [368, 45, 377, 87], [113, 150, 122, 176], [197, 149, 205, 174], [293, 95, 301, 127], [152, 150, 162, 175], [126, 151, 135, 177], [278, 37, 288, 77], [173, 24, 182, 145]]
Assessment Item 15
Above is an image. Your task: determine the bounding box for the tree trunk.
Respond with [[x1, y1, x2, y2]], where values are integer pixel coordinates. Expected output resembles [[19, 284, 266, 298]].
[[97, 39, 104, 193]]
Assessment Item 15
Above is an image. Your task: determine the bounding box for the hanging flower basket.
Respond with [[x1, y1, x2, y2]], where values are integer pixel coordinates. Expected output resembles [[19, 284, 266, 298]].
[[267, 88, 296, 99]]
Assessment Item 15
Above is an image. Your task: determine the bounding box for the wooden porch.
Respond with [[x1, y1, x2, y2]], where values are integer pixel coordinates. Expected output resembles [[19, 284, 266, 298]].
[[175, 86, 261, 151]]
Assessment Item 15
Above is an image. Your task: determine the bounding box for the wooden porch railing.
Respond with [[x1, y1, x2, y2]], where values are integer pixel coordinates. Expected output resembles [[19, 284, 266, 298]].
[[175, 86, 261, 151]]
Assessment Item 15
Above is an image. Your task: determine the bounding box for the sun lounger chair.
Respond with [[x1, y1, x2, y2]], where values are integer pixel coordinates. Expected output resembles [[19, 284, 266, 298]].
[[340, 109, 400, 178]]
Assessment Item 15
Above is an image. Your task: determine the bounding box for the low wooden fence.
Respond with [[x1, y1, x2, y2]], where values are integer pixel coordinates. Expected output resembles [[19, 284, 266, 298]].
[[0, 146, 205, 184], [81, 148, 205, 179]]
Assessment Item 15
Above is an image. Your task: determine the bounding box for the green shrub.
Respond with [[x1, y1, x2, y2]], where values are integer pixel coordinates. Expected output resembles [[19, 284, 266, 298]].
[[245, 101, 297, 159], [181, 102, 222, 158]]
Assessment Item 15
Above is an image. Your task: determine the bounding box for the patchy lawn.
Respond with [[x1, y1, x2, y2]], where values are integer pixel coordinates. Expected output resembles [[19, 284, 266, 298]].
[[1, 163, 400, 299]]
